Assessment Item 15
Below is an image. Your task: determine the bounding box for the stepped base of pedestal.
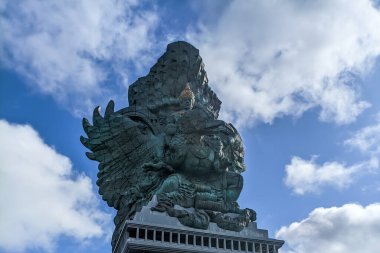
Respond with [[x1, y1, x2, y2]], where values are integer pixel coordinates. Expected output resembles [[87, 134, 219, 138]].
[[114, 197, 284, 253]]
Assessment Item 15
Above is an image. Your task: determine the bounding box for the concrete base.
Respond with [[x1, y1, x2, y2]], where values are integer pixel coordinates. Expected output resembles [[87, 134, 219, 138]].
[[114, 197, 284, 253]]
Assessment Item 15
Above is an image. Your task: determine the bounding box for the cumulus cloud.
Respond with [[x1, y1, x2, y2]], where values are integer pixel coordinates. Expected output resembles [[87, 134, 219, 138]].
[[189, 0, 380, 126], [276, 203, 380, 253], [0, 0, 159, 116], [0, 120, 109, 252], [285, 114, 380, 195], [284, 156, 377, 195]]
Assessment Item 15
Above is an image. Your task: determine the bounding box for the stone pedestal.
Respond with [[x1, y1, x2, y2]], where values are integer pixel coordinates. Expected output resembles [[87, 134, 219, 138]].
[[114, 198, 284, 253]]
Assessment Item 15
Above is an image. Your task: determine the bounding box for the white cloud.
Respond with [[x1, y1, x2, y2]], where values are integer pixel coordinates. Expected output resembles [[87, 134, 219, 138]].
[[0, 0, 159, 116], [189, 0, 380, 126], [344, 118, 380, 155], [0, 119, 110, 252], [3, 0, 379, 127], [342, 116, 380, 183], [284, 156, 376, 195], [276, 203, 380, 253], [285, 114, 380, 195]]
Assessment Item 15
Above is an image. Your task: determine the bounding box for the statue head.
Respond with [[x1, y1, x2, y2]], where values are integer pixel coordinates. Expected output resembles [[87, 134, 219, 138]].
[[202, 135, 223, 153], [166, 134, 187, 167], [179, 83, 195, 110]]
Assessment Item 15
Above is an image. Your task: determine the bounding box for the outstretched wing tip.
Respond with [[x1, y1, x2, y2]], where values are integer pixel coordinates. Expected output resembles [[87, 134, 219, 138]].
[[92, 106, 103, 124], [105, 100, 115, 118], [86, 151, 96, 160], [80, 135, 91, 148], [82, 117, 92, 132]]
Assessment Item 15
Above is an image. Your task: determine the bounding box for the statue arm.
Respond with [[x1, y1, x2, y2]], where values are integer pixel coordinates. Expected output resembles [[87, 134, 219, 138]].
[[225, 171, 243, 203], [143, 161, 174, 173]]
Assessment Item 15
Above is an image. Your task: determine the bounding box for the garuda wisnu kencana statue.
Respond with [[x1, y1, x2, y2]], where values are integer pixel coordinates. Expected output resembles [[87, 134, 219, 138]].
[[81, 41, 256, 249]]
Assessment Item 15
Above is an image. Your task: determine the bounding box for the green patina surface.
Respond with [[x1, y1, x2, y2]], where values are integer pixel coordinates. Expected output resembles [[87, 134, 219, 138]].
[[81, 41, 256, 250]]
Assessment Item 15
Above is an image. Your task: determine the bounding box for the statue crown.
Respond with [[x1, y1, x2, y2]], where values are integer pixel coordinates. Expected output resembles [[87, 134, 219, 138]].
[[179, 83, 195, 99]]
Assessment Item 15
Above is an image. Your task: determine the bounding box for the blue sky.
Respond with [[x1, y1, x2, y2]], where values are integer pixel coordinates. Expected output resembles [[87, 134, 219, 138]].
[[1, 1, 380, 253]]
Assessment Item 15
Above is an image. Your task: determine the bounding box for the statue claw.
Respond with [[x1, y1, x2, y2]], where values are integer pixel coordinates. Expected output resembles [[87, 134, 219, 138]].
[[151, 200, 173, 212]]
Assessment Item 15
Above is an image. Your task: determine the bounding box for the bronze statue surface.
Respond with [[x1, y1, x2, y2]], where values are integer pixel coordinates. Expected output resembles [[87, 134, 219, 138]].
[[81, 41, 256, 249]]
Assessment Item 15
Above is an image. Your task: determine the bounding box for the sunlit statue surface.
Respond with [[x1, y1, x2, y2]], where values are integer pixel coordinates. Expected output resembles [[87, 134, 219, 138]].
[[81, 41, 256, 249]]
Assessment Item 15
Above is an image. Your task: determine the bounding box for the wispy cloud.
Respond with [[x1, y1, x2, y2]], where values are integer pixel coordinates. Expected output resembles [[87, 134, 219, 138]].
[[0, 0, 159, 116], [0, 119, 110, 252], [344, 116, 380, 155], [189, 0, 380, 126], [277, 203, 380, 253]]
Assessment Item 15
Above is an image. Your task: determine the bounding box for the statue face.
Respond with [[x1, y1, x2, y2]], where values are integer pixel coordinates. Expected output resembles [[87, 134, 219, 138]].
[[202, 135, 223, 152], [166, 135, 187, 166], [180, 97, 194, 110], [165, 123, 177, 136]]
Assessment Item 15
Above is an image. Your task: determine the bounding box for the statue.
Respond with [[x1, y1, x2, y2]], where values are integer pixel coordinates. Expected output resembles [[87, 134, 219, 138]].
[[81, 41, 256, 250]]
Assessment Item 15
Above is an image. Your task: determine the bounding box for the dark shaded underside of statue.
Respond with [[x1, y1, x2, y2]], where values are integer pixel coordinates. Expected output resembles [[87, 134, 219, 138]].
[[81, 41, 256, 249]]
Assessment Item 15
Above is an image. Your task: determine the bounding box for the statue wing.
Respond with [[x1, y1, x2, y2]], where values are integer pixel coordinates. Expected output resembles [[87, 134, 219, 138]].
[[80, 101, 165, 219]]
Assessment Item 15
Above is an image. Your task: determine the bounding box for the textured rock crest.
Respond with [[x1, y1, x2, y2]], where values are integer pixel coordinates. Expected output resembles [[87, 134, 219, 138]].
[[128, 41, 221, 119]]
